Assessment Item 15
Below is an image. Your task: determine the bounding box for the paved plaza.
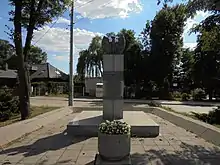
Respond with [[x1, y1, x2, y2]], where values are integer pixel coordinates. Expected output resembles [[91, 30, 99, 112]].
[[1, 109, 220, 165]]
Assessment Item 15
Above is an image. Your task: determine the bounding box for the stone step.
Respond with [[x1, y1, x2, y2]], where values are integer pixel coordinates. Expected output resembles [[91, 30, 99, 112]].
[[67, 111, 159, 138]]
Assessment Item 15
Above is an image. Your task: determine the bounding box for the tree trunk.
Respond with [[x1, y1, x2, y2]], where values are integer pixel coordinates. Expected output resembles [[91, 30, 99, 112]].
[[208, 89, 213, 101], [23, 0, 44, 96], [14, 0, 30, 120]]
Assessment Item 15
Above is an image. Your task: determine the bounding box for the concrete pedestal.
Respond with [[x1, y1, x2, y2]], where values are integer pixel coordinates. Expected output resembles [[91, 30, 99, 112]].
[[67, 111, 159, 137], [95, 154, 132, 165]]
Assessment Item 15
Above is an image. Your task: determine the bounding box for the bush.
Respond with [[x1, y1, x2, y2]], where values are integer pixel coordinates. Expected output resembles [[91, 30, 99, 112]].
[[171, 91, 182, 99], [192, 106, 220, 125], [0, 86, 19, 121], [148, 101, 161, 107], [181, 93, 191, 101], [99, 120, 131, 135], [192, 88, 206, 101]]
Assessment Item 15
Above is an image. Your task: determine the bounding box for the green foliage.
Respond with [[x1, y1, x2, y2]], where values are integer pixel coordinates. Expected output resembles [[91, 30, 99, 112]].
[[191, 15, 220, 100], [171, 91, 182, 99], [192, 88, 206, 101], [181, 93, 191, 101], [28, 45, 47, 64], [99, 120, 131, 135], [147, 4, 188, 98], [148, 101, 161, 107], [192, 106, 220, 125], [0, 39, 14, 69], [0, 86, 19, 121], [9, 0, 71, 29], [187, 0, 219, 15], [77, 36, 103, 79]]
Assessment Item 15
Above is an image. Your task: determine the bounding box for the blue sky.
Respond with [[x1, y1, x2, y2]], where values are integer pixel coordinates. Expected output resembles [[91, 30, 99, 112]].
[[0, 0, 209, 73]]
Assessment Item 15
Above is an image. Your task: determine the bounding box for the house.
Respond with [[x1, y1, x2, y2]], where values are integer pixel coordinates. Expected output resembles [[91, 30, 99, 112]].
[[0, 63, 17, 87], [0, 62, 69, 96], [30, 63, 69, 96]]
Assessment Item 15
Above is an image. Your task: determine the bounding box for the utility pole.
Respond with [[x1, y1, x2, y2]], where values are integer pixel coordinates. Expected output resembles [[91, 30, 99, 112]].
[[69, 0, 74, 106]]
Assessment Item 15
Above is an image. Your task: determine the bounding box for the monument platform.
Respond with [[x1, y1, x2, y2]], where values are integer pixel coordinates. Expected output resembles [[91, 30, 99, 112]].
[[67, 111, 159, 137]]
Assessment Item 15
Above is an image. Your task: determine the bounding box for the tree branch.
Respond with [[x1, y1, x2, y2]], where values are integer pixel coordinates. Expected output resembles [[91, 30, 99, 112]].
[[23, 0, 44, 62]]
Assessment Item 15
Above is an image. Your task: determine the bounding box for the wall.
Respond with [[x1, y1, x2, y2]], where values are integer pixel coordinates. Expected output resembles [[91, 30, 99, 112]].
[[85, 77, 103, 96]]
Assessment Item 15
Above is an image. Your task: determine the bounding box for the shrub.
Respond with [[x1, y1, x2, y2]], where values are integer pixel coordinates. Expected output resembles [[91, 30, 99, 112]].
[[181, 93, 191, 101], [0, 86, 19, 121], [192, 106, 220, 125], [99, 120, 131, 135], [192, 88, 206, 101], [148, 101, 161, 107], [171, 91, 182, 99]]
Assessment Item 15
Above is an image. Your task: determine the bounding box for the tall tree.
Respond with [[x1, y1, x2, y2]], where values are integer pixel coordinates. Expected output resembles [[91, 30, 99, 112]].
[[120, 29, 143, 91], [190, 17, 220, 100], [0, 39, 14, 69], [77, 36, 103, 78], [10, 0, 70, 120], [179, 48, 195, 92], [88, 36, 103, 77], [148, 4, 188, 98]]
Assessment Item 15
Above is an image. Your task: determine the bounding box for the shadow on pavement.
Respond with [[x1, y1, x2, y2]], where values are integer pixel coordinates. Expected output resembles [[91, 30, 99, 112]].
[[131, 142, 220, 165], [1, 133, 220, 165], [84, 142, 220, 165], [0, 130, 89, 157]]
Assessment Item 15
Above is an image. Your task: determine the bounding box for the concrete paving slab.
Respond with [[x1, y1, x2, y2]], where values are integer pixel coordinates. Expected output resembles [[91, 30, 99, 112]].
[[1, 111, 220, 165], [67, 111, 159, 137]]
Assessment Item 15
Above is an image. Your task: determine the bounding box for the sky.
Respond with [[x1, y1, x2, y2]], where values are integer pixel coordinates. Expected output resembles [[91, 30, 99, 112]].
[[0, 0, 210, 74]]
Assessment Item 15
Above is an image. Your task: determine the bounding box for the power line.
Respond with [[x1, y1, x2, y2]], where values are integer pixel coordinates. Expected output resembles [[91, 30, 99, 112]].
[[33, 0, 96, 45], [75, 0, 95, 9], [33, 20, 58, 45]]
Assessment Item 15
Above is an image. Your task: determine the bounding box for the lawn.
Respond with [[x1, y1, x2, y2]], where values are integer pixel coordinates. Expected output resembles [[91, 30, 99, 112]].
[[0, 106, 60, 127], [161, 105, 220, 129]]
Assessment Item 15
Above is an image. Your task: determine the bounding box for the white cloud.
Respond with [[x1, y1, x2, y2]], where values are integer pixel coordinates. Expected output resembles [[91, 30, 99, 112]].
[[33, 26, 103, 62], [56, 17, 70, 24], [183, 43, 197, 50], [73, 0, 143, 19], [184, 11, 210, 35]]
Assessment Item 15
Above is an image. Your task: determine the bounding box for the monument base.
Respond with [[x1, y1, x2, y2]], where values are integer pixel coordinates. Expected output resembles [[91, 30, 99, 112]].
[[67, 111, 159, 137], [94, 154, 132, 165]]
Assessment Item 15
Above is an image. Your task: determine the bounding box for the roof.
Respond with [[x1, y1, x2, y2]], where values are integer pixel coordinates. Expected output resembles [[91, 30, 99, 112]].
[[0, 63, 68, 81], [30, 63, 68, 80], [0, 69, 17, 79]]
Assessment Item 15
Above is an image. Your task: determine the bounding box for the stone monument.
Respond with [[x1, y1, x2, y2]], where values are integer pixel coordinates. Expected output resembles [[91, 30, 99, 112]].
[[102, 34, 125, 121], [67, 34, 159, 137]]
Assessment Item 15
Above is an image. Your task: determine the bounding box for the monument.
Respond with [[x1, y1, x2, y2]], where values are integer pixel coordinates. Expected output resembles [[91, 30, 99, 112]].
[[102, 34, 125, 121], [67, 35, 159, 137]]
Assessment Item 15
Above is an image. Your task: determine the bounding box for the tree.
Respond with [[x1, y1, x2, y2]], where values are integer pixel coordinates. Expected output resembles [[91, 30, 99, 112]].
[[190, 18, 220, 100], [77, 36, 103, 79], [88, 36, 103, 77], [148, 4, 188, 98], [9, 0, 71, 120], [179, 48, 195, 92], [187, 0, 220, 14], [120, 29, 144, 97], [28, 45, 47, 64], [0, 39, 14, 69]]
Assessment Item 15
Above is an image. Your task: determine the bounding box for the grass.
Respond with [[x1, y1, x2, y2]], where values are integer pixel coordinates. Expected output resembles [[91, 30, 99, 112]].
[[160, 105, 220, 129], [0, 106, 60, 127], [47, 93, 68, 97]]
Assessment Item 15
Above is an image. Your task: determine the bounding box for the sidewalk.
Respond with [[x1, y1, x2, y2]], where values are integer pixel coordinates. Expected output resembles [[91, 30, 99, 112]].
[[0, 107, 73, 148]]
